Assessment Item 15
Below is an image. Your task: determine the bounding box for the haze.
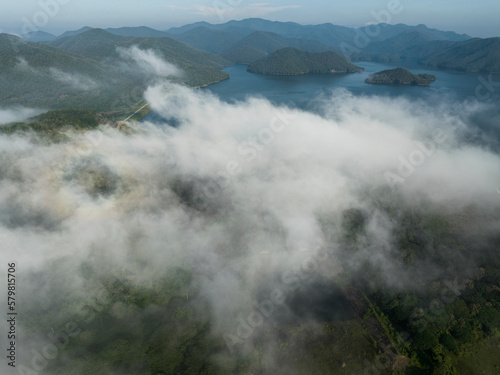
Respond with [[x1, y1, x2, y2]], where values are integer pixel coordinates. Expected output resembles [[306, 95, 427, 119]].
[[1, 0, 499, 38]]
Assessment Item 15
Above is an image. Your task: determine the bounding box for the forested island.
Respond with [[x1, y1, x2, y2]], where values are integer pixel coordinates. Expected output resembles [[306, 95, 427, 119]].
[[247, 47, 364, 76], [365, 67, 436, 86]]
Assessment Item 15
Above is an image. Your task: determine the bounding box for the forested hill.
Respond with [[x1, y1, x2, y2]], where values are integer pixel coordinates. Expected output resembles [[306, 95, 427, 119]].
[[247, 47, 364, 76], [365, 67, 436, 86], [0, 30, 230, 111], [422, 37, 500, 73]]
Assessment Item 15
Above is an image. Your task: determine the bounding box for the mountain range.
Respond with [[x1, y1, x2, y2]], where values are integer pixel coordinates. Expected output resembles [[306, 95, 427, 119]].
[[21, 18, 499, 73], [0, 30, 230, 112], [1, 18, 498, 113]]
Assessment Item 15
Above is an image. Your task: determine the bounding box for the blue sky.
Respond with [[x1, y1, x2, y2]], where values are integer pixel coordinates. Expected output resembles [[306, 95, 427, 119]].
[[1, 0, 499, 37]]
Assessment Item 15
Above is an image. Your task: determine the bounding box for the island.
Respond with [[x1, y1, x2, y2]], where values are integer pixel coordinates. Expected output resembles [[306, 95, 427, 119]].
[[365, 67, 436, 86], [247, 47, 364, 76]]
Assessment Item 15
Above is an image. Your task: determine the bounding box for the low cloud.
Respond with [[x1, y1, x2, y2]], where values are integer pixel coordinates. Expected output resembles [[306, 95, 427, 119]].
[[117, 46, 181, 78], [49, 68, 100, 91], [0, 107, 41, 124], [1, 82, 499, 373]]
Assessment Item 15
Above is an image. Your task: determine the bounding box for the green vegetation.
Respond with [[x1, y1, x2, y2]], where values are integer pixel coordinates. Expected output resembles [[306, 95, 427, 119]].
[[247, 47, 364, 76], [220, 31, 332, 64], [0, 30, 229, 112], [0, 109, 101, 141], [13, 186, 500, 374], [46, 28, 229, 69], [366, 68, 436, 86], [422, 37, 500, 73]]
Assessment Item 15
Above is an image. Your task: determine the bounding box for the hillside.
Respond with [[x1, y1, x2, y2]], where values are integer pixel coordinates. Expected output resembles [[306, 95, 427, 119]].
[[0, 30, 230, 110], [46, 29, 230, 69], [168, 26, 247, 54], [167, 18, 470, 50], [222, 31, 332, 64], [422, 37, 500, 72], [106, 26, 170, 38], [247, 47, 364, 75], [0, 33, 111, 109], [23, 30, 57, 42], [0, 33, 103, 73], [365, 67, 436, 85]]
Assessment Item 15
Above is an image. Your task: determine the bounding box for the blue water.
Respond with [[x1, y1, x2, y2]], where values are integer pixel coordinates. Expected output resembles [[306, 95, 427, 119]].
[[142, 62, 500, 144], [204, 62, 500, 108]]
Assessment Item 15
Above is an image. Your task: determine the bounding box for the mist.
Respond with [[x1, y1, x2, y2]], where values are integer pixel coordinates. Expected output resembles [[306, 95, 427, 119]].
[[1, 78, 499, 373], [0, 107, 41, 124], [49, 68, 99, 91]]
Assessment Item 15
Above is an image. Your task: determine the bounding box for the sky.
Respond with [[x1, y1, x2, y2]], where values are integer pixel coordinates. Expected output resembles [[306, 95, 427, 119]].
[[0, 0, 499, 38]]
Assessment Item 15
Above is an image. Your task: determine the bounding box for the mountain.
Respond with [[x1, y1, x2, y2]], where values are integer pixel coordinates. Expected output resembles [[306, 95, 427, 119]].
[[0, 33, 108, 109], [167, 18, 471, 50], [23, 31, 57, 42], [358, 23, 470, 43], [247, 47, 364, 76], [365, 67, 436, 85], [356, 31, 459, 62], [0, 33, 103, 73], [167, 21, 215, 35], [57, 26, 93, 38], [168, 26, 247, 54], [222, 31, 333, 64], [46, 29, 230, 69], [0, 29, 231, 110], [106, 26, 170, 38], [422, 37, 500, 72]]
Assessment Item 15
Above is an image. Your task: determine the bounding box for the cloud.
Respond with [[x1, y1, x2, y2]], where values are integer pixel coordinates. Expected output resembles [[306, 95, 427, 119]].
[[117, 46, 181, 78], [0, 107, 41, 124], [49, 68, 99, 90], [0, 81, 499, 372]]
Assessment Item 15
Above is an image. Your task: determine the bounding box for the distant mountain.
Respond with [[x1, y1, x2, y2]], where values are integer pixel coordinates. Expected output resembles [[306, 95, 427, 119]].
[[167, 18, 471, 51], [395, 39, 459, 61], [106, 26, 170, 38], [23, 31, 57, 42], [167, 21, 215, 35], [168, 26, 246, 54], [46, 29, 230, 69], [222, 31, 333, 64], [248, 47, 363, 76], [358, 23, 470, 43], [356, 31, 459, 62], [422, 37, 500, 72], [57, 26, 93, 38], [365, 67, 436, 85], [362, 31, 435, 56]]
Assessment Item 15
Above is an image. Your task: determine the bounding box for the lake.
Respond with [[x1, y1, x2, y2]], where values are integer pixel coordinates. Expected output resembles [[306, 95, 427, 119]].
[[204, 61, 500, 108], [143, 61, 500, 143]]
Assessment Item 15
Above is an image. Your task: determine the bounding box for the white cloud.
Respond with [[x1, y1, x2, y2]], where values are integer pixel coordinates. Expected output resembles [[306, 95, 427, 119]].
[[49, 68, 99, 90], [1, 83, 499, 371], [117, 46, 181, 78], [0, 107, 41, 124]]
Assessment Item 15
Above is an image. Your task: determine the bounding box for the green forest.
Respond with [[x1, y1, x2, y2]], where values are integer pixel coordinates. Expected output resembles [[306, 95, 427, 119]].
[[365, 68, 436, 86], [247, 47, 364, 75]]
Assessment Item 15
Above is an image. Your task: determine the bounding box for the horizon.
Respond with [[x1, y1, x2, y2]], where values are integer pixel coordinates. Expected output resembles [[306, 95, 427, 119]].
[[1, 0, 499, 38], [4, 18, 491, 40]]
